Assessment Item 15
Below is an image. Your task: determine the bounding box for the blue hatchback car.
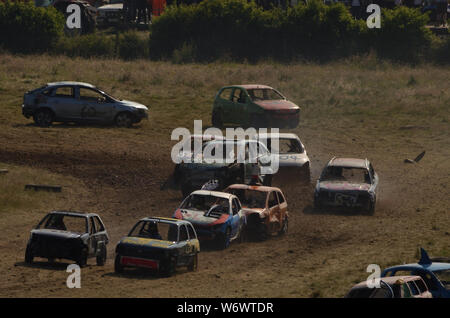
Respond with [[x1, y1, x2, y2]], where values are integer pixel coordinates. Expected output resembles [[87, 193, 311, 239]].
[[381, 248, 450, 298]]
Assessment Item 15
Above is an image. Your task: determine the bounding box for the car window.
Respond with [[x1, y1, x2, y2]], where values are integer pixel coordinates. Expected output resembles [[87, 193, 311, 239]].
[[90, 217, 96, 234], [187, 224, 196, 240], [268, 192, 278, 208], [40, 214, 87, 234], [276, 191, 285, 204], [407, 281, 419, 296], [93, 216, 105, 232], [402, 283, 412, 298], [179, 225, 188, 241], [219, 88, 233, 100], [232, 88, 245, 103], [232, 199, 239, 215], [79, 87, 105, 102], [53, 86, 74, 98], [371, 286, 392, 298], [415, 278, 428, 293]]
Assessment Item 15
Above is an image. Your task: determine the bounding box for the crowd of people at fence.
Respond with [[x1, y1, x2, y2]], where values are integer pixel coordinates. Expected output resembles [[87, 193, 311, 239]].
[[122, 0, 448, 25]]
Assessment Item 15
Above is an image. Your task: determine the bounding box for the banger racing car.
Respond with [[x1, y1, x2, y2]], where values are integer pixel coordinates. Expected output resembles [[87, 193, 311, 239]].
[[259, 132, 310, 183], [224, 184, 288, 241], [314, 157, 379, 214], [381, 248, 450, 298], [115, 217, 200, 276], [22, 81, 149, 127], [25, 211, 109, 267], [173, 190, 247, 249]]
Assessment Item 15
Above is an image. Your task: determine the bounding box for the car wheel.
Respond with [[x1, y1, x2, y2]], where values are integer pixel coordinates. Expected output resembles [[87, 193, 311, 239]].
[[314, 196, 322, 211], [115, 112, 133, 128], [160, 257, 176, 277], [256, 222, 268, 241], [188, 253, 198, 272], [278, 217, 288, 236], [34, 109, 54, 127], [25, 244, 34, 264], [367, 200, 375, 215], [217, 227, 231, 250], [96, 245, 107, 266], [114, 254, 124, 273], [77, 248, 88, 267], [212, 109, 223, 128]]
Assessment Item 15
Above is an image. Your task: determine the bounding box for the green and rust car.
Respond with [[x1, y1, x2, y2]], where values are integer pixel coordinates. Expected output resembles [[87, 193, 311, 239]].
[[211, 85, 300, 129], [114, 217, 200, 276]]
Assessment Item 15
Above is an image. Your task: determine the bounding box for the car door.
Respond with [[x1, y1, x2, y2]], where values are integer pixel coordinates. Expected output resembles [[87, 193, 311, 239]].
[[87, 217, 97, 256], [177, 224, 190, 266], [276, 190, 287, 228], [230, 87, 248, 126], [230, 198, 242, 239], [216, 87, 234, 124], [49, 85, 81, 119], [92, 216, 109, 249], [267, 191, 280, 233], [78, 87, 114, 122]]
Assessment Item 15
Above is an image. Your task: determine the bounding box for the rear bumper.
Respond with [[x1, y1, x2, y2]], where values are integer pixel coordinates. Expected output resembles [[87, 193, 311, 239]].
[[267, 111, 299, 128], [120, 256, 159, 270]]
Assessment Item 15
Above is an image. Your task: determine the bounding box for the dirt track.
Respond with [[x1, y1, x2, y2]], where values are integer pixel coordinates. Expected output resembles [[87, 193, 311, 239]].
[[0, 57, 448, 297]]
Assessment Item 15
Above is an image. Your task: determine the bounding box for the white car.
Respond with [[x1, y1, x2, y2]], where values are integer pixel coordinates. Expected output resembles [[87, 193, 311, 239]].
[[97, 0, 123, 26]]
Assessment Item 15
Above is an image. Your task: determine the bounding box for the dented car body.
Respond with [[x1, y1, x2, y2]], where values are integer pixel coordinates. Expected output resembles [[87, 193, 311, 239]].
[[211, 85, 300, 129], [25, 211, 109, 267], [115, 217, 200, 276], [314, 157, 378, 214], [173, 190, 246, 249], [259, 133, 311, 183], [224, 184, 288, 241]]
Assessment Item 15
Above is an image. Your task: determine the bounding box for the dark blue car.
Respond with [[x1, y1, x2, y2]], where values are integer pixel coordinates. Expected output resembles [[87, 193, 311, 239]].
[[381, 248, 450, 298]]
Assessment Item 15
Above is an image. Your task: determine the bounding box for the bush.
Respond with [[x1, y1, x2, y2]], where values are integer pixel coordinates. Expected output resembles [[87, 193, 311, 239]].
[[55, 33, 115, 58], [372, 7, 433, 62], [0, 0, 65, 53], [117, 31, 149, 60], [431, 36, 450, 64]]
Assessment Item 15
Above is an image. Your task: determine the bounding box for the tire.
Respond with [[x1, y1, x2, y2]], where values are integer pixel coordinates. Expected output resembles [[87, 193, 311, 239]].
[[33, 109, 53, 127], [25, 244, 34, 264], [217, 227, 231, 250], [314, 196, 322, 211], [187, 253, 198, 272], [114, 254, 124, 273], [77, 248, 88, 267], [160, 257, 176, 277], [278, 217, 288, 236], [96, 245, 107, 266], [256, 222, 268, 241], [115, 112, 133, 128], [367, 199, 375, 215], [211, 109, 223, 128]]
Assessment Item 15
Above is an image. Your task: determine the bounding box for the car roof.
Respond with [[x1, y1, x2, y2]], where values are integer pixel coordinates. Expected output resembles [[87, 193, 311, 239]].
[[352, 276, 422, 289], [226, 184, 282, 193], [258, 133, 300, 140], [384, 262, 450, 272], [222, 84, 274, 90], [50, 210, 96, 218], [141, 216, 190, 225], [47, 81, 96, 88], [328, 157, 369, 169], [190, 190, 234, 199]]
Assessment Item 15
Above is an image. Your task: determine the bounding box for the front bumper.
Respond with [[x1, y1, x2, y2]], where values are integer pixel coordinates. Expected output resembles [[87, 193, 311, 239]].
[[315, 190, 372, 209], [22, 105, 35, 118], [267, 110, 300, 128]]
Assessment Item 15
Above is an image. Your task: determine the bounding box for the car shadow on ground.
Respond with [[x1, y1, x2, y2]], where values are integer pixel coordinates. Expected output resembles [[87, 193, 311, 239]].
[[12, 122, 143, 130], [14, 260, 75, 271], [103, 267, 189, 280], [302, 205, 372, 217]]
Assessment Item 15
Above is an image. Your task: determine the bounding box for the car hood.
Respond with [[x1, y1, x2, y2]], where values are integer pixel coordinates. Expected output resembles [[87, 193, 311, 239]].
[[118, 100, 148, 110], [319, 181, 370, 192], [241, 207, 265, 215], [98, 3, 123, 10], [119, 237, 176, 249], [276, 153, 309, 167], [254, 100, 299, 111], [179, 209, 228, 226], [31, 229, 82, 239]]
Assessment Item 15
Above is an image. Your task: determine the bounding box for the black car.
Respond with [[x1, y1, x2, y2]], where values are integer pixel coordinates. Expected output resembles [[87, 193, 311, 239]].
[[25, 211, 109, 267]]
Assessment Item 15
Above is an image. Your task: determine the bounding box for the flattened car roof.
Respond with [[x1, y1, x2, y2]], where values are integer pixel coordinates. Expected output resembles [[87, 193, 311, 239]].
[[141, 216, 191, 225], [329, 157, 368, 169], [352, 275, 421, 289], [50, 210, 96, 217], [224, 84, 274, 90], [190, 190, 234, 199], [47, 81, 96, 88], [258, 133, 300, 140]]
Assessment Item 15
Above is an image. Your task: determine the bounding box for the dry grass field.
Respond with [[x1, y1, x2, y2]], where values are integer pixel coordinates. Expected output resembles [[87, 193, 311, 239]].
[[0, 53, 449, 297]]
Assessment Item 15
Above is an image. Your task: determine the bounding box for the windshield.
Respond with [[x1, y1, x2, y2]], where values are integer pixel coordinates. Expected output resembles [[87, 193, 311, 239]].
[[247, 88, 284, 101], [129, 220, 178, 241], [226, 188, 267, 209], [320, 166, 370, 184], [268, 138, 303, 154], [203, 140, 268, 163], [181, 194, 229, 214], [38, 214, 87, 234], [434, 270, 450, 289]]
